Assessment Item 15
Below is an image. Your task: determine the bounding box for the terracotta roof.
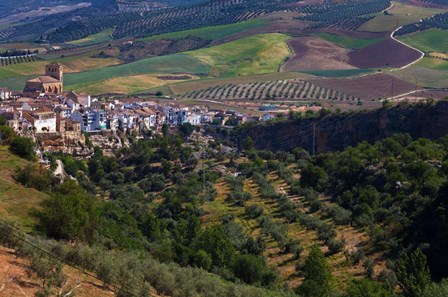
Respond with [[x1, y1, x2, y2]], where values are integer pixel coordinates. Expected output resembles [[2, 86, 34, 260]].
[[27, 76, 61, 84]]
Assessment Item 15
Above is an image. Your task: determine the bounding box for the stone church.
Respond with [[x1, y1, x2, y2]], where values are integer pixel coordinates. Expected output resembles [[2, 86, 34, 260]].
[[24, 63, 63, 97]]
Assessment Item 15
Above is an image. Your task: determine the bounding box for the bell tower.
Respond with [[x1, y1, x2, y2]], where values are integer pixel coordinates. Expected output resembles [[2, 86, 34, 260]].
[[45, 63, 63, 82]]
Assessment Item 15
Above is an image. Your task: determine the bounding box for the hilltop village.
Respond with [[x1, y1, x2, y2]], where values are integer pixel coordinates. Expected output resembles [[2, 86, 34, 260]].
[[0, 63, 314, 156]]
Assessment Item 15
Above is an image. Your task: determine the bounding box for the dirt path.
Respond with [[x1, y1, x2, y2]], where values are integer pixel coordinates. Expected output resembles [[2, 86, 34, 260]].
[[390, 26, 425, 71]]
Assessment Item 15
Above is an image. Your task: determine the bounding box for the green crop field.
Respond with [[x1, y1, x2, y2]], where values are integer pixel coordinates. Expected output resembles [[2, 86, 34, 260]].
[[0, 52, 120, 79], [313, 32, 384, 49], [359, 1, 446, 32], [65, 54, 209, 89], [301, 69, 373, 78], [417, 57, 448, 70], [392, 59, 448, 88], [399, 29, 448, 53], [66, 29, 113, 46], [138, 19, 267, 42], [187, 33, 291, 77]]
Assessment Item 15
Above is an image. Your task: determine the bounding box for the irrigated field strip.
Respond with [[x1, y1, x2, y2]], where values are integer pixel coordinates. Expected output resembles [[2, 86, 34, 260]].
[[181, 79, 361, 102]]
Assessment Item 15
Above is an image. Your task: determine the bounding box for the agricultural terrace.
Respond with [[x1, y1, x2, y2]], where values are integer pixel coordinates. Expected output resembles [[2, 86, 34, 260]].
[[203, 162, 380, 289], [65, 28, 113, 46], [147, 72, 313, 96], [313, 33, 384, 49], [187, 33, 291, 77], [359, 1, 447, 32], [398, 29, 448, 53], [139, 19, 267, 42], [180, 79, 361, 103]]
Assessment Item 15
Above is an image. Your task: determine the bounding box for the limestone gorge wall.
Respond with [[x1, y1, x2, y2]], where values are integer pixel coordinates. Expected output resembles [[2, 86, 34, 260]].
[[240, 102, 448, 153]]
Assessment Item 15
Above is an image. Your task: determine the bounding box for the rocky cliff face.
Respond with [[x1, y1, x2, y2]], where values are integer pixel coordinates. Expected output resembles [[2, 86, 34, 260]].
[[240, 102, 448, 153]]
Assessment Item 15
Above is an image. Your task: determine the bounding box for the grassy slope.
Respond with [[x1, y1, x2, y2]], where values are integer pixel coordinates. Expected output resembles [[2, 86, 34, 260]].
[[65, 33, 291, 95], [70, 73, 200, 94], [0, 146, 48, 230], [392, 58, 448, 88], [313, 33, 384, 49], [64, 54, 209, 88], [0, 52, 121, 90], [398, 29, 448, 53], [418, 57, 448, 70], [359, 1, 446, 32], [66, 28, 113, 46], [187, 33, 291, 77], [139, 19, 267, 42]]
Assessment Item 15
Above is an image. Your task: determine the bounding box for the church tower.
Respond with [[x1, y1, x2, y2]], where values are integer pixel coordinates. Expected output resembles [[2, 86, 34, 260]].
[[45, 63, 63, 82]]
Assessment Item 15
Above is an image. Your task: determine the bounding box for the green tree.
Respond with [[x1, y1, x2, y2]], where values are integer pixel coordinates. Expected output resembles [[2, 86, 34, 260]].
[[195, 225, 235, 267], [232, 254, 277, 286], [37, 181, 98, 241], [191, 249, 212, 270], [422, 279, 448, 297], [344, 279, 393, 297], [162, 124, 169, 137], [242, 136, 254, 150], [396, 249, 431, 297], [297, 245, 334, 297], [10, 136, 36, 160], [179, 123, 194, 137], [300, 164, 327, 190], [0, 125, 14, 144]]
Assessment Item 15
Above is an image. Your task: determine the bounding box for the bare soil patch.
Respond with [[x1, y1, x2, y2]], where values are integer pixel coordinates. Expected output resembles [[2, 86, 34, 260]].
[[310, 73, 418, 100], [312, 29, 389, 39], [281, 36, 356, 72], [349, 38, 422, 69], [0, 246, 114, 297]]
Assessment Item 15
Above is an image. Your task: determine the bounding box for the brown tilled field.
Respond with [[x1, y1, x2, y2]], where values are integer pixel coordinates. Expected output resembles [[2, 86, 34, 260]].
[[281, 37, 356, 72], [348, 38, 422, 69], [310, 73, 419, 100]]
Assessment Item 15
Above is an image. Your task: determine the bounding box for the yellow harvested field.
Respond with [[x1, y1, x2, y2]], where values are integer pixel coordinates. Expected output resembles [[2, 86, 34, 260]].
[[430, 52, 448, 60], [70, 73, 200, 94]]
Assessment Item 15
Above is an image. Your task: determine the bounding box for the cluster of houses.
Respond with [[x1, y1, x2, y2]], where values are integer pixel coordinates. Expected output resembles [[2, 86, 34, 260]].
[[0, 64, 283, 154], [0, 88, 279, 135]]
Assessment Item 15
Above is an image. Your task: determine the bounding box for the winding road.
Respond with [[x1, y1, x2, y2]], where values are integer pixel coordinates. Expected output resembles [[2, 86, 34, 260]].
[[390, 26, 425, 71]]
